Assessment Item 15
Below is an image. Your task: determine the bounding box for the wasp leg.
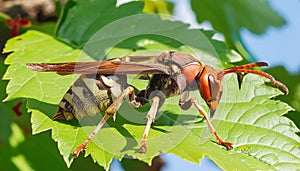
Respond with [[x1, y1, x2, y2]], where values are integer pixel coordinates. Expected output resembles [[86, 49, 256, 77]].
[[178, 90, 192, 110], [139, 96, 160, 153], [178, 95, 233, 149], [73, 86, 135, 157]]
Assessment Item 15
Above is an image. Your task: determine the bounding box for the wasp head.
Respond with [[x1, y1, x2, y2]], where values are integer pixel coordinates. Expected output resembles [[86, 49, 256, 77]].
[[197, 65, 223, 118]]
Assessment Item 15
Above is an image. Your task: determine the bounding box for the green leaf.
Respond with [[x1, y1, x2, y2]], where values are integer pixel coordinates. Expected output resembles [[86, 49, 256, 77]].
[[191, 0, 286, 40], [56, 0, 144, 48], [55, 0, 241, 65], [265, 66, 300, 129], [0, 57, 105, 171], [0, 13, 11, 54], [3, 30, 87, 104], [30, 22, 57, 36], [143, 0, 174, 15], [3, 28, 300, 170], [2, 1, 298, 169], [190, 0, 286, 61]]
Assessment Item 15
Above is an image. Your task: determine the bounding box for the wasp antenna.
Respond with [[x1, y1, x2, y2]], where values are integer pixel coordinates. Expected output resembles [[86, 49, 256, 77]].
[[219, 68, 289, 94], [242, 70, 289, 95], [217, 62, 269, 80], [232, 62, 269, 69]]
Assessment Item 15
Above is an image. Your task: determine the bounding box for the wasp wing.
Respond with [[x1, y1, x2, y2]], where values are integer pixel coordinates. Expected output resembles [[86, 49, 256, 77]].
[[27, 60, 170, 75]]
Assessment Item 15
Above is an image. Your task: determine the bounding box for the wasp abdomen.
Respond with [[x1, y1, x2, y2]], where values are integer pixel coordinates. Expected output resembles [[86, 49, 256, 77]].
[[53, 75, 126, 121]]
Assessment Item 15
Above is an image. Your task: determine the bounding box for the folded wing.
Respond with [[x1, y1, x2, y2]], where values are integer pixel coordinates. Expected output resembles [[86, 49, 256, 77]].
[[27, 60, 171, 75]]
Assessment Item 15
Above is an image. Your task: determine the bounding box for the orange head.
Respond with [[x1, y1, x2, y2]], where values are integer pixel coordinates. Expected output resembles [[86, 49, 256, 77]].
[[196, 62, 288, 118], [197, 65, 223, 117]]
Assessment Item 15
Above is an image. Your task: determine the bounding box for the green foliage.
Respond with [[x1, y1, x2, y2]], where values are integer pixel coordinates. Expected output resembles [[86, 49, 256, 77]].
[[54, 0, 241, 66], [2, 0, 299, 170], [143, 0, 174, 14], [0, 57, 105, 171], [0, 13, 11, 55], [3, 31, 82, 103], [266, 66, 300, 129], [191, 0, 286, 61], [56, 0, 144, 48], [191, 0, 285, 36]]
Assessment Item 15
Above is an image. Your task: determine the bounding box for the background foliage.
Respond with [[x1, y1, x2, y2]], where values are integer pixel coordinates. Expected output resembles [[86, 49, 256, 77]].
[[1, 0, 299, 170]]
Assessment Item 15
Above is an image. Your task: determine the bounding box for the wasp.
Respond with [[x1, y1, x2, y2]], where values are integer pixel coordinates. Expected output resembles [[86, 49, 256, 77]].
[[26, 51, 288, 156]]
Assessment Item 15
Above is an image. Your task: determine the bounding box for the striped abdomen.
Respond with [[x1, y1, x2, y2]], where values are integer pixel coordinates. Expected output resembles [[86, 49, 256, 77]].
[[53, 74, 128, 120]]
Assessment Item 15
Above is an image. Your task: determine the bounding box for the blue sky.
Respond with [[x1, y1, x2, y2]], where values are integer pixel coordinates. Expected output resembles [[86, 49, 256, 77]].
[[242, 0, 300, 73]]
